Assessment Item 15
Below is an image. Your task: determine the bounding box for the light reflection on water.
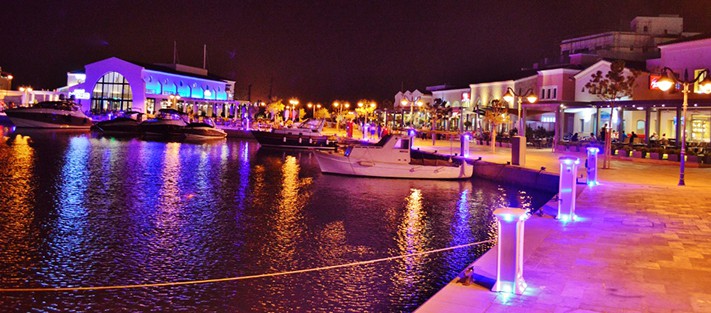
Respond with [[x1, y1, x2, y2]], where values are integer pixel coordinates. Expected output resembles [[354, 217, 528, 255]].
[[0, 129, 553, 312]]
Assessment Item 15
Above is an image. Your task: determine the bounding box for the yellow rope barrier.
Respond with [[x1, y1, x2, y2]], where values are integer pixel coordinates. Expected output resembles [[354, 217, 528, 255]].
[[0, 239, 495, 292]]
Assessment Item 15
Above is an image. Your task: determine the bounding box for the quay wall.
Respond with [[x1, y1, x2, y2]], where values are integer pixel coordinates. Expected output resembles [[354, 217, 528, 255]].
[[470, 160, 559, 193]]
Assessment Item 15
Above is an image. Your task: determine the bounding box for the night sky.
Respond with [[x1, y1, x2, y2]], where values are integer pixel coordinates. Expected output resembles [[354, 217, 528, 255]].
[[2, 1, 711, 107]]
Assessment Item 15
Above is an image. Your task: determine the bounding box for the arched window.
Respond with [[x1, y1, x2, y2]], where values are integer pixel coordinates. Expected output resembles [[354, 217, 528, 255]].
[[91, 72, 133, 113]]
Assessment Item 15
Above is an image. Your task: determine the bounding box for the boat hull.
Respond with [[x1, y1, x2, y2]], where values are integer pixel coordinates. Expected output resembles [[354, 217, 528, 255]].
[[315, 151, 473, 180], [5, 109, 92, 129], [95, 119, 140, 136], [181, 126, 227, 141], [139, 120, 186, 138], [251, 130, 337, 150]]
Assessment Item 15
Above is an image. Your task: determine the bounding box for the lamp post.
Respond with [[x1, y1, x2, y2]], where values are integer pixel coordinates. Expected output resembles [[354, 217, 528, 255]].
[[19, 86, 33, 106], [288, 98, 299, 122], [332, 101, 350, 132], [169, 95, 181, 109], [400, 97, 423, 128], [307, 102, 321, 118], [657, 67, 711, 186], [503, 87, 537, 135]]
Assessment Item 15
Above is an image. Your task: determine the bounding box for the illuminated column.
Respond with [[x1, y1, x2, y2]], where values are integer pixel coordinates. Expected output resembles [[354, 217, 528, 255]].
[[460, 132, 471, 158], [586, 147, 599, 186], [492, 208, 529, 295], [558, 156, 580, 222]]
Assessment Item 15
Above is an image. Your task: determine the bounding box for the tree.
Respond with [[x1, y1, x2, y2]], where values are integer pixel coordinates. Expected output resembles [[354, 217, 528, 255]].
[[584, 60, 639, 169], [266, 100, 285, 123], [483, 99, 510, 152], [314, 108, 331, 119], [426, 98, 452, 144]]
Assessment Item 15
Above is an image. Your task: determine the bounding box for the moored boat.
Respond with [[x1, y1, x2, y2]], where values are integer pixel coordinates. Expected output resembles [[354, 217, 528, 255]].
[[251, 119, 337, 150], [4, 99, 92, 129], [138, 109, 187, 138], [314, 134, 473, 179], [180, 117, 227, 141], [94, 111, 144, 136]]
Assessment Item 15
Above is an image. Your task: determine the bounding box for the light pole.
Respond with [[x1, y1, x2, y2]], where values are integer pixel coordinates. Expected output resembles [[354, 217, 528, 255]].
[[307, 102, 322, 118], [289, 98, 299, 122], [19, 86, 33, 106], [169, 95, 181, 109], [400, 97, 423, 128], [657, 67, 711, 186], [503, 87, 537, 135], [332, 101, 349, 132]]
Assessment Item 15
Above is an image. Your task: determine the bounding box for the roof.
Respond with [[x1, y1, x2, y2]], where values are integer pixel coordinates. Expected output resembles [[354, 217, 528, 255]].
[[657, 33, 711, 47], [128, 60, 234, 82]]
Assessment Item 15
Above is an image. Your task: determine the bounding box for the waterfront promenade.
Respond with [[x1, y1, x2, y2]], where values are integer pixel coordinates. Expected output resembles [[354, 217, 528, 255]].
[[410, 137, 711, 312]]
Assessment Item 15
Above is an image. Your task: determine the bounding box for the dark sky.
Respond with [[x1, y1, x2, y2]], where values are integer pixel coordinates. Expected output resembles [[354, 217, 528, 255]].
[[2, 0, 711, 107]]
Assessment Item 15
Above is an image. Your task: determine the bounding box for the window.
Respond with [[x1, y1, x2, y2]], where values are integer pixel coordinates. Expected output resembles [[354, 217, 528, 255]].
[[91, 72, 133, 113], [643, 26, 648, 32]]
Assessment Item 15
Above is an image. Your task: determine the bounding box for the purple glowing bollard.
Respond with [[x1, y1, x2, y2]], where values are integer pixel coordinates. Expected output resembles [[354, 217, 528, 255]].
[[586, 147, 599, 186], [492, 208, 529, 295], [460, 133, 471, 158], [558, 156, 580, 222]]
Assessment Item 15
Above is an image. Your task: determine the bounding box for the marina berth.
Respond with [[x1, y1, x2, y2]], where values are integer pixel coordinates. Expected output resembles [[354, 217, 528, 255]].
[[315, 134, 473, 179]]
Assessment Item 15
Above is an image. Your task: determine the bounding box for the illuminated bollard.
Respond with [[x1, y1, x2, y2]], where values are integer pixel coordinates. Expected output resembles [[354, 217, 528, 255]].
[[586, 147, 599, 186], [558, 156, 580, 222], [492, 208, 529, 295], [460, 132, 471, 158]]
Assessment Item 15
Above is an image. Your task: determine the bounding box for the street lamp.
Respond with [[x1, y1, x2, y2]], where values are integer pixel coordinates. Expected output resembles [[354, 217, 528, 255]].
[[332, 101, 350, 131], [657, 67, 711, 186], [169, 95, 181, 109], [400, 97, 423, 128], [288, 98, 299, 122], [503, 87, 537, 134], [19, 86, 33, 106], [307, 102, 322, 118]]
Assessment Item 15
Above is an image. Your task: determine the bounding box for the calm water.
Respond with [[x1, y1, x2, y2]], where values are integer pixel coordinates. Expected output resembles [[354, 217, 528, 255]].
[[0, 125, 552, 312]]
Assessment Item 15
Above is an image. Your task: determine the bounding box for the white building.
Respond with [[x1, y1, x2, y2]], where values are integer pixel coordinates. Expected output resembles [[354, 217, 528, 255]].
[[61, 57, 247, 116]]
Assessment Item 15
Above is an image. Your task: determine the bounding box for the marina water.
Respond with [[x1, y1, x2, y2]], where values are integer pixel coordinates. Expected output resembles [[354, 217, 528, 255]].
[[0, 126, 552, 312]]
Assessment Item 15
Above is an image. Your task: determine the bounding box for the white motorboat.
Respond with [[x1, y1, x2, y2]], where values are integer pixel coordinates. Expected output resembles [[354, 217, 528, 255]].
[[180, 117, 227, 141], [314, 134, 473, 180], [94, 111, 144, 136], [4, 99, 92, 129], [138, 109, 187, 138]]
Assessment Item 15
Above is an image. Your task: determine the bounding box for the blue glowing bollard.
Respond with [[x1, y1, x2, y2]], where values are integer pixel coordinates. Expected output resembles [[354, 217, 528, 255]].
[[558, 156, 580, 222], [492, 208, 529, 295], [586, 147, 599, 186], [460, 132, 471, 158]]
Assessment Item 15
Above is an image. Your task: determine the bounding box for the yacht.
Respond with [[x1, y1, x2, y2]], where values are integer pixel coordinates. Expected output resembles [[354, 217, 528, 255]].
[[314, 134, 473, 180], [251, 119, 337, 150], [180, 117, 227, 141], [94, 111, 144, 136], [4, 99, 92, 129], [138, 109, 187, 138]]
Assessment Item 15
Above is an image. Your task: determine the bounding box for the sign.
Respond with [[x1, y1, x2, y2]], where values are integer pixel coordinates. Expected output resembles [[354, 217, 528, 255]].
[[649, 74, 661, 90], [69, 89, 90, 100]]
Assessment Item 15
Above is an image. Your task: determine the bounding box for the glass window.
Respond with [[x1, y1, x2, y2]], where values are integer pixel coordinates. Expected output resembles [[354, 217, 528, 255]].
[[91, 72, 133, 113]]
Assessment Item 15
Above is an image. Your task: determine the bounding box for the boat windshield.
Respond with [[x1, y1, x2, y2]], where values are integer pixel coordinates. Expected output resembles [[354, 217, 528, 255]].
[[157, 109, 186, 121]]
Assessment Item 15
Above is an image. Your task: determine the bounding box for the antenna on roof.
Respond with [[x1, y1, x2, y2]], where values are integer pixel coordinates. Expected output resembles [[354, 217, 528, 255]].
[[172, 41, 180, 64], [203, 44, 207, 69]]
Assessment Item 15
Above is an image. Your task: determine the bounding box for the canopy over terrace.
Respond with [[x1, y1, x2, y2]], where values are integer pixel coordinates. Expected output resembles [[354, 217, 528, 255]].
[[589, 99, 711, 146]]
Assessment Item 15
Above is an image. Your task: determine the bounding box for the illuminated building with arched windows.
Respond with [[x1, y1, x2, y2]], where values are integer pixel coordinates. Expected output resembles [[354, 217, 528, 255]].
[[60, 57, 248, 117]]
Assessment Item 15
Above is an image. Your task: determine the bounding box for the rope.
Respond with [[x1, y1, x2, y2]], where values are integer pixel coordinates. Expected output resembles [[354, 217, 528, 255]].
[[0, 239, 495, 293]]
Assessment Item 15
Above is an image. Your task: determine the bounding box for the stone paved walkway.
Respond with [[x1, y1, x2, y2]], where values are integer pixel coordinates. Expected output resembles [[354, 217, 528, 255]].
[[412, 138, 711, 312]]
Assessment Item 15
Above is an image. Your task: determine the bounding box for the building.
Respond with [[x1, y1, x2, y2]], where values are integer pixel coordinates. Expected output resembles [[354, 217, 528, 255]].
[[61, 57, 248, 117]]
